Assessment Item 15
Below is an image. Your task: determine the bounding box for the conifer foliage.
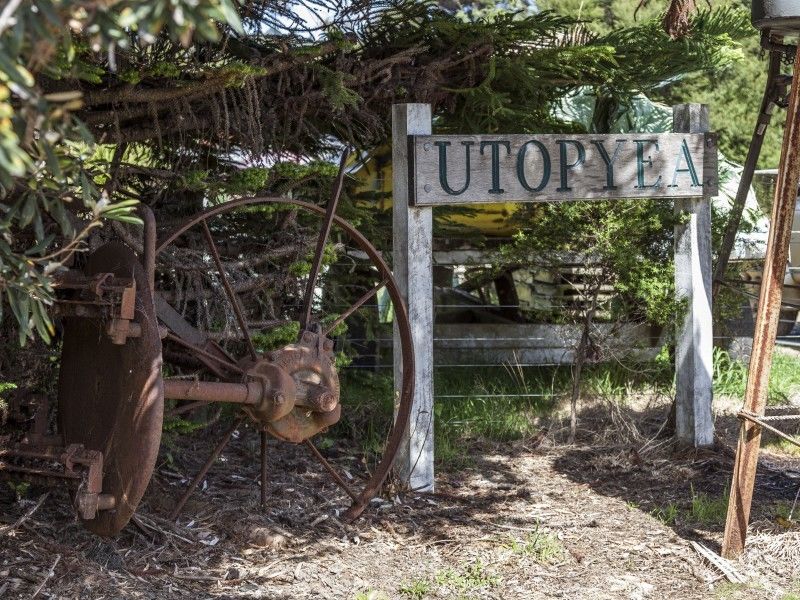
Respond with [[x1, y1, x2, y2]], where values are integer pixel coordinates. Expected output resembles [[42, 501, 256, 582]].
[[0, 0, 751, 342]]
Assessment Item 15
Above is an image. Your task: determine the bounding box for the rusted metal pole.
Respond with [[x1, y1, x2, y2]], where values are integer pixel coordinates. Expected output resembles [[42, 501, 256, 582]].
[[722, 52, 800, 559], [299, 149, 350, 331], [303, 440, 360, 502], [712, 49, 784, 301], [163, 380, 262, 405], [201, 219, 259, 361]]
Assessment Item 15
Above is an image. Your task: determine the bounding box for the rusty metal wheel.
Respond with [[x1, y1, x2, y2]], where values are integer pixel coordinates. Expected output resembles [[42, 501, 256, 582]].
[[154, 188, 414, 521]]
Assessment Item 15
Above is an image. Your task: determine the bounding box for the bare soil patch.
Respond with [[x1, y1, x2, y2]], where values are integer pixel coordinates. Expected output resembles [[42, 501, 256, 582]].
[[2, 400, 800, 599]]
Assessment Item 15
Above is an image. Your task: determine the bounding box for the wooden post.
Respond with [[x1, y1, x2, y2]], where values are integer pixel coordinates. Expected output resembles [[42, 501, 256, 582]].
[[673, 104, 714, 447], [722, 50, 800, 558], [392, 104, 435, 492]]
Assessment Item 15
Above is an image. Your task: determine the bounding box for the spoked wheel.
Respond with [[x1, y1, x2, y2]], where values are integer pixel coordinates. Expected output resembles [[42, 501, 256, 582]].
[[154, 189, 414, 521]]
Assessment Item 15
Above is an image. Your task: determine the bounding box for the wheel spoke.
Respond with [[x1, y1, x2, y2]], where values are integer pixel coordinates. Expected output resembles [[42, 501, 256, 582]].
[[260, 428, 268, 510], [165, 332, 244, 375], [303, 439, 360, 503], [201, 219, 258, 361], [323, 277, 389, 337], [169, 417, 244, 519], [299, 149, 350, 330], [156, 196, 415, 524]]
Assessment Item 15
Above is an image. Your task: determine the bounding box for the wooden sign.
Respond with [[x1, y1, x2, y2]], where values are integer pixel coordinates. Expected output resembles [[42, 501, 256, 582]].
[[408, 133, 718, 206]]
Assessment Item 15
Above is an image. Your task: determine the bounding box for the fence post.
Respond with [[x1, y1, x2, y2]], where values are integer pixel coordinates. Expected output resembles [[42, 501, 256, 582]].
[[392, 104, 435, 491], [673, 103, 714, 447]]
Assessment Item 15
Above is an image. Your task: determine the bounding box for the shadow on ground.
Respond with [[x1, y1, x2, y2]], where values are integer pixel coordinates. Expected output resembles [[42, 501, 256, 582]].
[[4, 399, 800, 598], [550, 401, 800, 553]]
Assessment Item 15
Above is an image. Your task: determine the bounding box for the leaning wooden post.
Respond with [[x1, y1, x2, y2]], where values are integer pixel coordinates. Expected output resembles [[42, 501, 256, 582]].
[[392, 104, 435, 492], [722, 49, 800, 558], [673, 104, 715, 447]]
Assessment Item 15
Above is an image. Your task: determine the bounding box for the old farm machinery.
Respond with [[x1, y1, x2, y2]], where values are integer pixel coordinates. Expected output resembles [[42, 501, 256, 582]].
[[1, 157, 415, 536]]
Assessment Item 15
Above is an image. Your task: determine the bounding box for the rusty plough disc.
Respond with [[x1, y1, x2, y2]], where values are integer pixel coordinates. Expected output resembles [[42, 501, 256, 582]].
[[58, 242, 164, 536]]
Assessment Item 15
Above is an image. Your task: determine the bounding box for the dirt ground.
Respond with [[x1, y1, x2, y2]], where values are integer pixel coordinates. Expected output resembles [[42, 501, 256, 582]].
[[3, 397, 800, 599]]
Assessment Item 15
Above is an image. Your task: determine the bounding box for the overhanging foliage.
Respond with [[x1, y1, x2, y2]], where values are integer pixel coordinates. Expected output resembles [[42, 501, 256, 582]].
[[0, 0, 753, 343]]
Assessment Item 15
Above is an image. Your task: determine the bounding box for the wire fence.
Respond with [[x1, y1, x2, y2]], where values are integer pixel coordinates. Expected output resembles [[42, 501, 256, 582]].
[[335, 278, 800, 402]]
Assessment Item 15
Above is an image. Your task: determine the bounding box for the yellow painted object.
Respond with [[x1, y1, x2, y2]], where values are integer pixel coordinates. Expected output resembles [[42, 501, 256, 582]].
[[349, 146, 528, 237]]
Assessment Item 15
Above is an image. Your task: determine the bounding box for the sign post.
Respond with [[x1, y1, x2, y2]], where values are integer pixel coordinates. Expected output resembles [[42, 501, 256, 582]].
[[392, 103, 717, 491], [672, 104, 714, 447], [392, 104, 435, 492]]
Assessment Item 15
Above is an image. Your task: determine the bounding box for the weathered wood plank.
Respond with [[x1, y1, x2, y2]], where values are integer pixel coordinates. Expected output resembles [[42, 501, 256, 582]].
[[673, 104, 714, 448], [392, 104, 435, 492], [409, 133, 718, 206]]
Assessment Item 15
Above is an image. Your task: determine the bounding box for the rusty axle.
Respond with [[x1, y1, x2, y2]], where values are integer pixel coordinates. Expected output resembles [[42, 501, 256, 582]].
[[163, 380, 263, 405]]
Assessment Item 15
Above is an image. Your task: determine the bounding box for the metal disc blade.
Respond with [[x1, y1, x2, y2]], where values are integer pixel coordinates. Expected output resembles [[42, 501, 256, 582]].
[[58, 242, 164, 536]]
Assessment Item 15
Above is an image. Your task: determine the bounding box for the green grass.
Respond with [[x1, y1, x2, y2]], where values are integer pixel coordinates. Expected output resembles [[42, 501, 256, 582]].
[[335, 349, 800, 469], [338, 360, 674, 468], [652, 487, 729, 528], [689, 485, 729, 527], [652, 502, 679, 526], [713, 348, 800, 405], [714, 582, 763, 599], [395, 561, 499, 600], [434, 560, 500, 595], [0, 382, 16, 424], [765, 437, 800, 457], [398, 579, 431, 599], [504, 528, 564, 563], [432, 365, 558, 467], [353, 591, 389, 600], [773, 501, 799, 525]]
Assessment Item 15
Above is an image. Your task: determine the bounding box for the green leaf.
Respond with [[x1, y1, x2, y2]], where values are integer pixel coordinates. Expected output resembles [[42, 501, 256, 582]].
[[19, 195, 37, 228], [43, 143, 63, 181], [103, 213, 143, 225], [218, 0, 244, 35]]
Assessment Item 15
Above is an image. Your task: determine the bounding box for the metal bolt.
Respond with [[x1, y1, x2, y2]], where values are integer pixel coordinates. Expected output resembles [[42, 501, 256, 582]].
[[423, 143, 430, 152], [424, 184, 431, 193]]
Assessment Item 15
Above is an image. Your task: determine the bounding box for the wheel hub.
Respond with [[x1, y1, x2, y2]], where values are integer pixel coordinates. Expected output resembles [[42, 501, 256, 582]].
[[240, 330, 341, 443]]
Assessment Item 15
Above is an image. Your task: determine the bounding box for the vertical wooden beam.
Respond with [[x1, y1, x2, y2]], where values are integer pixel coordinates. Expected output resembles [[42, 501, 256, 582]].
[[392, 104, 435, 492], [722, 51, 800, 559], [673, 104, 715, 448]]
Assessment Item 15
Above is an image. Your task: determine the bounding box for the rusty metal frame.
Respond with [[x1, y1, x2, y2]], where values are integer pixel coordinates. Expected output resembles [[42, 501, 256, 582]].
[[0, 443, 115, 520], [722, 47, 800, 559]]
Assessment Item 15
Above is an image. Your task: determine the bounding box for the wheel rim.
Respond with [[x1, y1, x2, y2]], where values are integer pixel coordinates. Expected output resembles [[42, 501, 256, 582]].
[[155, 196, 415, 520]]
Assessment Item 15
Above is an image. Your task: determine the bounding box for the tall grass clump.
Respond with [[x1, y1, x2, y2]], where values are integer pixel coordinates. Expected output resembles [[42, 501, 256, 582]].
[[713, 348, 800, 404]]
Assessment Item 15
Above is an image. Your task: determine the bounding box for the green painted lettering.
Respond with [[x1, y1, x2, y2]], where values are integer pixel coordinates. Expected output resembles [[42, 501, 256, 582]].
[[517, 140, 551, 192], [479, 140, 511, 194], [669, 138, 701, 187], [556, 140, 585, 192], [634, 139, 662, 189], [591, 139, 626, 190], [435, 140, 474, 195]]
